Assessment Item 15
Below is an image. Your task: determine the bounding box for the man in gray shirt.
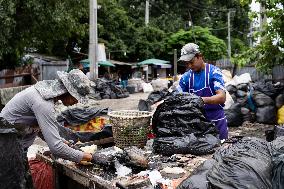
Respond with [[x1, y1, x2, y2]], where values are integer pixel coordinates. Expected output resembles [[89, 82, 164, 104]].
[[0, 69, 94, 188]]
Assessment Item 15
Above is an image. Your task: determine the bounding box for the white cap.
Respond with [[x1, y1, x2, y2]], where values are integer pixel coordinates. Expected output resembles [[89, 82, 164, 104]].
[[178, 43, 200, 62]]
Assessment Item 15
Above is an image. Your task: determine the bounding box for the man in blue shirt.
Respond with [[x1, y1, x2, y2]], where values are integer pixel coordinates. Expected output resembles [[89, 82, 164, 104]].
[[177, 43, 228, 140]]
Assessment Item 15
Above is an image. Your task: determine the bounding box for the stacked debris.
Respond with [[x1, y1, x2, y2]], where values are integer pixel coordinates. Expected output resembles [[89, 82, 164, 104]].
[[225, 81, 284, 126], [92, 78, 129, 100], [152, 93, 220, 156], [178, 136, 284, 189]]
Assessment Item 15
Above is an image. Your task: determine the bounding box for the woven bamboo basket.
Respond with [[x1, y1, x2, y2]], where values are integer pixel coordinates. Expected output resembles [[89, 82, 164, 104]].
[[108, 110, 152, 149]]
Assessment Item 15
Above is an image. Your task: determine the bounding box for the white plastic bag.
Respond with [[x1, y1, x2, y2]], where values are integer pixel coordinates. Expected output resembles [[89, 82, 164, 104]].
[[224, 92, 234, 110], [151, 79, 169, 91], [141, 83, 154, 93]]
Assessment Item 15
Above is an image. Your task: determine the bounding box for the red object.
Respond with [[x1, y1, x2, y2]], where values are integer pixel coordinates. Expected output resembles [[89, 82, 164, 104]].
[[29, 160, 54, 189], [147, 133, 156, 139]]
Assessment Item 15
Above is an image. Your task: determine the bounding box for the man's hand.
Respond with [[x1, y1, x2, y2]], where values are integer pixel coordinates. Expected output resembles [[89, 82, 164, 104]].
[[81, 152, 93, 162]]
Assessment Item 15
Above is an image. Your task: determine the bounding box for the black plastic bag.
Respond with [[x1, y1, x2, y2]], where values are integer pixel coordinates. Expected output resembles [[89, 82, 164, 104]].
[[153, 134, 220, 156], [230, 94, 237, 101], [237, 83, 248, 91], [252, 82, 284, 98], [253, 91, 274, 107], [138, 89, 169, 111], [0, 129, 27, 189], [94, 79, 129, 99], [207, 137, 272, 189], [92, 146, 126, 167], [226, 85, 237, 94], [177, 159, 216, 189], [236, 90, 247, 97], [152, 93, 216, 137], [236, 96, 248, 107], [268, 137, 284, 189], [138, 99, 152, 111], [56, 104, 108, 126], [73, 125, 113, 142], [241, 107, 255, 122], [276, 94, 284, 109], [147, 89, 168, 103], [274, 125, 284, 139], [256, 106, 276, 124], [224, 103, 243, 127]]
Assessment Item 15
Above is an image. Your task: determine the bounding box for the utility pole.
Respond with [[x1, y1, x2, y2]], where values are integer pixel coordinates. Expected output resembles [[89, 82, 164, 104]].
[[173, 49, 177, 81], [249, 22, 253, 47], [227, 9, 231, 59], [89, 0, 98, 80], [145, 0, 149, 25], [259, 2, 267, 37]]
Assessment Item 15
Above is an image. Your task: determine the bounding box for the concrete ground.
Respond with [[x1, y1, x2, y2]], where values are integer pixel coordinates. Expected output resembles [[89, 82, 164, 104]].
[[96, 92, 149, 110]]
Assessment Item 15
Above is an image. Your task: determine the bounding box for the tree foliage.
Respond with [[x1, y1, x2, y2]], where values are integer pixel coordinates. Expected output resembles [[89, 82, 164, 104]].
[[119, 0, 250, 52], [166, 26, 227, 61], [0, 0, 249, 68], [0, 0, 89, 68], [234, 0, 284, 72]]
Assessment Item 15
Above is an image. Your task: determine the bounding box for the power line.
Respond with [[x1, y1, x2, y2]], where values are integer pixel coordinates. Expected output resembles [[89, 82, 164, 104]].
[[148, 1, 169, 15], [208, 27, 228, 31], [188, 10, 197, 43], [190, 2, 228, 12]]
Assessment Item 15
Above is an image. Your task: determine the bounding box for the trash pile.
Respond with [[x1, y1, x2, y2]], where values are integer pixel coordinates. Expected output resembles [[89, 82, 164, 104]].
[[178, 136, 284, 189], [152, 93, 220, 156], [226, 81, 284, 125], [225, 73, 284, 126], [73, 140, 210, 189], [92, 78, 129, 100]]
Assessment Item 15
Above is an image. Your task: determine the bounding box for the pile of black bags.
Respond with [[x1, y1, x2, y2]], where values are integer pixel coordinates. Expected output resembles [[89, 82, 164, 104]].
[[225, 81, 284, 126], [90, 78, 129, 100], [152, 93, 220, 156], [178, 136, 284, 189]]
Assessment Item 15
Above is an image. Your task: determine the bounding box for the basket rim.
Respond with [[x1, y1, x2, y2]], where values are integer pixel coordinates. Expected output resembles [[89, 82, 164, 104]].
[[107, 110, 153, 118]]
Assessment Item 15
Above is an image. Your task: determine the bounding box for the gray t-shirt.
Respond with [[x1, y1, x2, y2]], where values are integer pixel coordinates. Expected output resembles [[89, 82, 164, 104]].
[[0, 86, 84, 162]]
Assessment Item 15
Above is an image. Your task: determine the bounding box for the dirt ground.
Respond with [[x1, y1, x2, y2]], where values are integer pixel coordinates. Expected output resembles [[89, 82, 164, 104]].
[[96, 92, 149, 110]]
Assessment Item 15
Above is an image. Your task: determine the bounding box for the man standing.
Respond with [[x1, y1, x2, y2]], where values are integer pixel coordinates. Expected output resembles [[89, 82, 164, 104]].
[[177, 43, 228, 140]]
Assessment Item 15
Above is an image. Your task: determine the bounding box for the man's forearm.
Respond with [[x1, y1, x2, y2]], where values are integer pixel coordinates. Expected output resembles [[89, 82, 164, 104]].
[[202, 90, 226, 105]]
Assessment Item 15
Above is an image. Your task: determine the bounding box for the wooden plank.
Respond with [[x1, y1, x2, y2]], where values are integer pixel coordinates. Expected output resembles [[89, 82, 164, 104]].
[[0, 73, 31, 79]]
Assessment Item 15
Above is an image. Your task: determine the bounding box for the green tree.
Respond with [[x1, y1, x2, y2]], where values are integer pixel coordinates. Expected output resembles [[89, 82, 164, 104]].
[[0, 0, 89, 68], [127, 26, 166, 62], [96, 0, 135, 61], [166, 26, 227, 61], [234, 0, 284, 72], [119, 0, 250, 53]]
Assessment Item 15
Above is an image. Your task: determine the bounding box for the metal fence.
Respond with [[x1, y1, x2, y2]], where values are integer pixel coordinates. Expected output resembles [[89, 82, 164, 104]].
[[215, 59, 281, 82]]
